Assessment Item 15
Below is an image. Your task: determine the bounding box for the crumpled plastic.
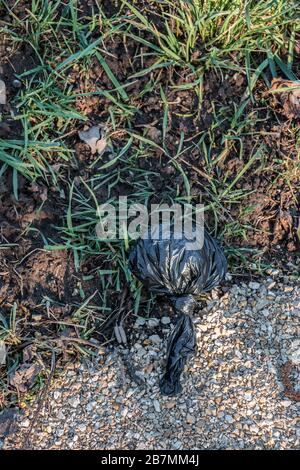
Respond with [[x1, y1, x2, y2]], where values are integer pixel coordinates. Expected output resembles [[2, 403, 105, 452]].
[[129, 223, 227, 396]]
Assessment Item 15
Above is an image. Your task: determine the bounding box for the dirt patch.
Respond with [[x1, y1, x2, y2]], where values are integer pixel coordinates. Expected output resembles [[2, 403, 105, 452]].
[[0, 176, 75, 309], [0, 174, 107, 407], [0, 22, 36, 137]]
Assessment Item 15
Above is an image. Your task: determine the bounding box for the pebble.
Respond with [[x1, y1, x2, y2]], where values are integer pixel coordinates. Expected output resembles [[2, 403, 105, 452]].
[[225, 415, 234, 424], [244, 392, 252, 401], [20, 419, 30, 428], [134, 318, 146, 327], [12, 79, 22, 88], [68, 396, 80, 408], [147, 318, 160, 328], [186, 414, 195, 425], [281, 401, 292, 408], [250, 425, 259, 434], [148, 335, 161, 344], [249, 282, 260, 290], [57, 410, 65, 420], [171, 440, 182, 450], [284, 286, 294, 293], [153, 400, 161, 413], [78, 423, 87, 432], [287, 339, 300, 364]]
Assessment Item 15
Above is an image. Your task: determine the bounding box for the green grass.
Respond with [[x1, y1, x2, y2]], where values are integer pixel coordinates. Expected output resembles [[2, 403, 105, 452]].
[[0, 0, 299, 281], [0, 0, 300, 408], [0, 0, 299, 294], [122, 0, 298, 70]]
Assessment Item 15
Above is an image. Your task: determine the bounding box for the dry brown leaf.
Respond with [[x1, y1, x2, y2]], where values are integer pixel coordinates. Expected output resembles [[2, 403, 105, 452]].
[[270, 78, 300, 119], [78, 125, 107, 155], [22, 344, 36, 362], [0, 408, 19, 439], [9, 363, 41, 392], [233, 72, 245, 87], [281, 361, 300, 402], [146, 126, 162, 143]]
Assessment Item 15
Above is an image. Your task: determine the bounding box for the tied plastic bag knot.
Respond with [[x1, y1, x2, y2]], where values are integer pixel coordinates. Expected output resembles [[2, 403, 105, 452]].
[[170, 294, 197, 315]]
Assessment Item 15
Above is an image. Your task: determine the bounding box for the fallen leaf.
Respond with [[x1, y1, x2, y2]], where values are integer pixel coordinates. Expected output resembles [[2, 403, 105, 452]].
[[78, 125, 107, 155], [9, 363, 41, 392], [233, 72, 245, 87], [0, 341, 6, 365], [22, 344, 36, 363], [0, 80, 6, 105], [270, 78, 300, 119], [281, 360, 300, 402], [28, 182, 48, 202], [278, 210, 293, 232], [21, 210, 53, 227], [146, 126, 162, 143], [0, 408, 19, 439]]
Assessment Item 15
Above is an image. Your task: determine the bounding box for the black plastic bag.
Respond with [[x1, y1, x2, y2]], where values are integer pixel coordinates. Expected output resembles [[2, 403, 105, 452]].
[[129, 223, 227, 396]]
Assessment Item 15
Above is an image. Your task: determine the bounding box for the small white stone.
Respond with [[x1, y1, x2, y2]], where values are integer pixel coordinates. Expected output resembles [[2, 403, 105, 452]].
[[225, 414, 234, 424], [153, 399, 161, 412], [161, 316, 171, 325], [287, 339, 300, 364], [68, 396, 80, 408], [147, 318, 160, 328], [249, 282, 260, 290], [250, 425, 259, 433], [12, 79, 21, 89], [235, 349, 242, 359], [20, 419, 30, 428], [134, 317, 146, 327], [149, 334, 161, 344], [281, 400, 292, 407], [86, 402, 94, 412], [57, 410, 65, 420], [78, 423, 86, 432], [186, 414, 195, 424], [198, 324, 208, 332], [171, 440, 182, 449], [284, 286, 294, 292]]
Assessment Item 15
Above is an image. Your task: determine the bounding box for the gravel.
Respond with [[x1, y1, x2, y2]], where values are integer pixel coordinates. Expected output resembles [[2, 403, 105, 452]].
[[3, 272, 300, 450]]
